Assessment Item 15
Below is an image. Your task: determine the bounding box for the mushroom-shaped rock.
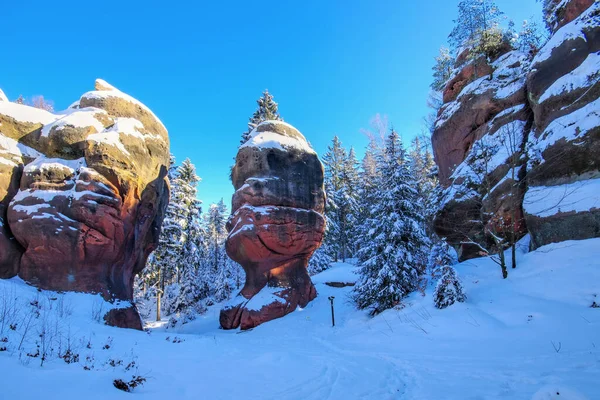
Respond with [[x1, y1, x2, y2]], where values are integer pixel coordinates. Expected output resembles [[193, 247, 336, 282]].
[[220, 121, 325, 330], [0, 79, 170, 329]]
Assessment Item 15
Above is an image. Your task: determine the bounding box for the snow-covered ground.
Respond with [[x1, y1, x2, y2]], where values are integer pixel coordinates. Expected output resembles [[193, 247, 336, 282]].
[[1, 238, 599, 399]]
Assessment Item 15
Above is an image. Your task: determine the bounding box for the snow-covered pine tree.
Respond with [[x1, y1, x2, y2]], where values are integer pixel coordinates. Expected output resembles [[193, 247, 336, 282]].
[[203, 199, 236, 303], [448, 0, 505, 55], [433, 265, 466, 309], [322, 137, 360, 261], [427, 238, 458, 281], [409, 136, 439, 236], [240, 90, 282, 145], [308, 244, 334, 276], [141, 157, 203, 320], [517, 19, 547, 56], [322, 136, 346, 260], [355, 138, 381, 249], [353, 129, 430, 314], [342, 147, 361, 258], [431, 46, 454, 91]]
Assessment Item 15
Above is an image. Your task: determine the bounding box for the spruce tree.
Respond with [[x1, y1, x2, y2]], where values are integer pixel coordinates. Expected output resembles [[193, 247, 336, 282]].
[[409, 136, 439, 235], [433, 266, 466, 309], [240, 90, 282, 145], [353, 129, 429, 314], [322, 137, 359, 261], [203, 199, 233, 303], [308, 245, 334, 275], [427, 238, 458, 281], [448, 0, 505, 54], [143, 157, 202, 319], [431, 46, 455, 91]]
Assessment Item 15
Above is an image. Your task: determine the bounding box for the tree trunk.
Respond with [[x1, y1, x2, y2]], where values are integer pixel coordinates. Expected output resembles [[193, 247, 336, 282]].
[[156, 291, 161, 322]]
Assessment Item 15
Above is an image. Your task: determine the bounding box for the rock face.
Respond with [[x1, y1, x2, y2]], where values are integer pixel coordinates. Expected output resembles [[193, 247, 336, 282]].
[[524, 1, 600, 249], [0, 79, 170, 329], [432, 0, 600, 258], [220, 121, 325, 330], [432, 49, 531, 260]]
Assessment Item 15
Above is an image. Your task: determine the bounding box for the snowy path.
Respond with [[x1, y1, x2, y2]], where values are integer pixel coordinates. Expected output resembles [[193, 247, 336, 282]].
[[1, 239, 600, 399]]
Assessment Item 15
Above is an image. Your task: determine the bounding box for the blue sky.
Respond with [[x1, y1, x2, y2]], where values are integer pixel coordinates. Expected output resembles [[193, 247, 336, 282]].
[[2, 0, 542, 208]]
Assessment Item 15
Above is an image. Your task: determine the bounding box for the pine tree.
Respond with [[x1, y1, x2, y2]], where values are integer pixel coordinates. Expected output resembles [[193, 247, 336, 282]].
[[356, 138, 381, 242], [448, 0, 505, 55], [431, 46, 455, 91], [517, 19, 547, 56], [353, 129, 430, 314], [409, 136, 439, 235], [427, 239, 458, 281], [308, 244, 334, 275], [240, 90, 282, 145], [144, 157, 202, 320], [433, 266, 466, 309], [322, 137, 360, 261], [203, 199, 233, 303]]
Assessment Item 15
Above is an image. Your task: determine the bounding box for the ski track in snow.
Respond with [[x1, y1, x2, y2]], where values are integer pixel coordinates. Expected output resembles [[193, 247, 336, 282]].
[[1, 241, 599, 399]]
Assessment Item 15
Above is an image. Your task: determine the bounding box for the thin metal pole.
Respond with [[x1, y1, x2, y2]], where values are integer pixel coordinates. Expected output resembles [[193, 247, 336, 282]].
[[328, 296, 335, 327]]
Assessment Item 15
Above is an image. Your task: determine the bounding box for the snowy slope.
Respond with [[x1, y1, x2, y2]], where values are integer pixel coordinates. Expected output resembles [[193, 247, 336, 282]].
[[1, 238, 599, 399]]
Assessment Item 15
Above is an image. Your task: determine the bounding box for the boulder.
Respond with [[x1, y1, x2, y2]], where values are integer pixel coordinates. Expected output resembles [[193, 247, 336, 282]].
[[220, 121, 325, 330], [0, 80, 170, 329]]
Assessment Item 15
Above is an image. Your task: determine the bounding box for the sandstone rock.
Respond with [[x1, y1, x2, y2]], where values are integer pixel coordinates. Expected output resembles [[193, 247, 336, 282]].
[[432, 51, 531, 259], [524, 2, 600, 249], [433, 2, 600, 257], [544, 0, 595, 32], [433, 51, 529, 186], [220, 121, 325, 330], [0, 80, 170, 329], [442, 57, 493, 104]]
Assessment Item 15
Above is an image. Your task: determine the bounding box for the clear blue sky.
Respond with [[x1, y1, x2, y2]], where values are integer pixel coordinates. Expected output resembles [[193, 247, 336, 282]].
[[2, 0, 542, 208]]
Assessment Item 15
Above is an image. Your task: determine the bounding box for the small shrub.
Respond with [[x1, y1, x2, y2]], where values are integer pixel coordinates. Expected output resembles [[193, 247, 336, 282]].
[[60, 349, 80, 364], [113, 376, 147, 392], [434, 266, 466, 309]]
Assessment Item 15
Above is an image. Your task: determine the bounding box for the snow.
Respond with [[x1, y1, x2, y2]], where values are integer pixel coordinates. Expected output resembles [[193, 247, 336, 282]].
[[493, 104, 525, 120], [244, 286, 286, 312], [87, 129, 129, 155], [532, 97, 600, 155], [311, 261, 359, 285], [0, 100, 57, 125], [81, 79, 166, 132], [40, 107, 106, 138], [539, 51, 600, 103], [0, 135, 43, 166], [241, 120, 316, 154], [436, 51, 528, 129], [0, 88, 8, 102], [524, 178, 600, 218], [1, 237, 599, 399], [24, 156, 85, 174], [534, 3, 599, 65], [10, 203, 52, 215]]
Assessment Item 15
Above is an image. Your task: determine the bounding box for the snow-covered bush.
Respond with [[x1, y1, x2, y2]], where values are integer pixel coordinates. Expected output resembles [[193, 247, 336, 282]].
[[308, 246, 333, 276], [427, 239, 458, 281], [433, 266, 466, 309]]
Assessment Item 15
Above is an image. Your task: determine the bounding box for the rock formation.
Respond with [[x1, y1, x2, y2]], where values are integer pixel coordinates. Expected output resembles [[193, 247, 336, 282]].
[[432, 0, 599, 259], [0, 79, 170, 329], [220, 121, 326, 330]]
